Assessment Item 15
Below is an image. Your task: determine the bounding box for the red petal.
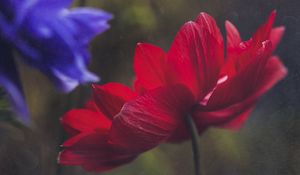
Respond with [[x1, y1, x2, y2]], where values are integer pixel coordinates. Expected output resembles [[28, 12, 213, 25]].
[[133, 43, 171, 93], [109, 85, 195, 153], [194, 55, 287, 131], [133, 78, 145, 94], [92, 83, 137, 119], [252, 10, 276, 44], [218, 105, 254, 130], [220, 21, 242, 79], [62, 131, 100, 148], [224, 11, 281, 78], [195, 12, 224, 44], [166, 122, 190, 143], [61, 109, 111, 136], [254, 56, 287, 97], [84, 100, 101, 112], [193, 100, 256, 133], [167, 21, 224, 99], [59, 132, 136, 172], [225, 20, 241, 50], [270, 26, 285, 50], [204, 41, 273, 109]]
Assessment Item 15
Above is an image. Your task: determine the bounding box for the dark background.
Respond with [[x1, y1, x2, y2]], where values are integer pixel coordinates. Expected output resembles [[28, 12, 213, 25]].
[[0, 0, 299, 174]]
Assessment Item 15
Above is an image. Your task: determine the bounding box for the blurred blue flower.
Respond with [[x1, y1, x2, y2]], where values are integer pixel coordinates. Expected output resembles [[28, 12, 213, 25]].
[[0, 0, 112, 122]]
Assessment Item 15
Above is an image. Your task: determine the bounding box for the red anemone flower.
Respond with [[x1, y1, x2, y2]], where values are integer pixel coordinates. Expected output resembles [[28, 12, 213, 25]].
[[132, 10, 287, 142], [59, 11, 287, 172], [59, 82, 194, 171]]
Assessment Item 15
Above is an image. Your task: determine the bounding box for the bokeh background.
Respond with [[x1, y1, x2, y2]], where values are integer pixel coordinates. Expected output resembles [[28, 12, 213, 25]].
[[0, 0, 299, 175]]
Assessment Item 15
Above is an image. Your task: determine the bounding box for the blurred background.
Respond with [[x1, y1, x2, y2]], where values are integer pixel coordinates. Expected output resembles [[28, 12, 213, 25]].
[[0, 0, 299, 174]]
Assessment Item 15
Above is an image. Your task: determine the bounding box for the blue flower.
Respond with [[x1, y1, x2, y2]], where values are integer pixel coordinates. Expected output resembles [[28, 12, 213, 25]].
[[0, 0, 112, 122]]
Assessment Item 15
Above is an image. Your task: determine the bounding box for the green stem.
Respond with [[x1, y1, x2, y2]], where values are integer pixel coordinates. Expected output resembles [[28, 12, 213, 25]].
[[185, 115, 200, 175]]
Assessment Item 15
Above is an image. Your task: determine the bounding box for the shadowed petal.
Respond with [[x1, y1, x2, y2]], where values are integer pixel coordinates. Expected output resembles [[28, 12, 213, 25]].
[[109, 85, 194, 153], [217, 105, 254, 130], [133, 79, 145, 94], [92, 83, 137, 119], [84, 100, 100, 112], [59, 132, 136, 172], [61, 109, 111, 136], [203, 41, 273, 109], [193, 99, 256, 133], [194, 54, 287, 131]]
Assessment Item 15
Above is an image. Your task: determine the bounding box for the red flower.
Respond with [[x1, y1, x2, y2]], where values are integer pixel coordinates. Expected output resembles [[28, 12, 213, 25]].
[[133, 10, 287, 142], [59, 82, 194, 172], [59, 83, 138, 172], [59, 11, 287, 172]]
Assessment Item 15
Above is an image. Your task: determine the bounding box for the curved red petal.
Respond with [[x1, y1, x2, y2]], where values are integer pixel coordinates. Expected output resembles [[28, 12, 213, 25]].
[[220, 21, 242, 79], [61, 109, 111, 136], [92, 83, 137, 119], [109, 85, 194, 153], [166, 122, 190, 143], [62, 131, 100, 148], [133, 43, 171, 93], [225, 10, 277, 73], [205, 41, 273, 109], [193, 98, 256, 133], [167, 21, 224, 99], [84, 100, 101, 112], [218, 105, 254, 130], [133, 78, 146, 94], [254, 56, 287, 97], [270, 26, 285, 50], [195, 12, 224, 44], [225, 20, 241, 50], [194, 56, 287, 131], [59, 132, 136, 172], [252, 10, 276, 44]]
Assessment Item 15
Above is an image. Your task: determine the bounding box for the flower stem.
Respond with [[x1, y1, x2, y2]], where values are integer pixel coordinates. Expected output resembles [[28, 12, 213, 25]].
[[185, 115, 200, 175]]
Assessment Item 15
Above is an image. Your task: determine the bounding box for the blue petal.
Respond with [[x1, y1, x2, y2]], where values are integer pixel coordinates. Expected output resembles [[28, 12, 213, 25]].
[[0, 40, 29, 122], [1, 0, 112, 93], [0, 0, 112, 120], [34, 0, 72, 9], [16, 17, 101, 91], [62, 8, 113, 45], [0, 0, 72, 20], [47, 66, 99, 93], [13, 5, 111, 92]]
